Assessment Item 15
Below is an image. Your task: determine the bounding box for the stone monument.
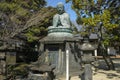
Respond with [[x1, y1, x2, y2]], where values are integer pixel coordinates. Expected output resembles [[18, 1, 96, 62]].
[[28, 2, 81, 80]]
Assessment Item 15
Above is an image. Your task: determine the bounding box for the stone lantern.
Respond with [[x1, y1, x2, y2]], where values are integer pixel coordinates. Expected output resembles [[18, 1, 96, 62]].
[[80, 35, 95, 80]]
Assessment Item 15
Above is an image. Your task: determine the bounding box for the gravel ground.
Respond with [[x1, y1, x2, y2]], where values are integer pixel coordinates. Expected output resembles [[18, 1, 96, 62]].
[[59, 59, 120, 80], [59, 69, 120, 80], [0, 59, 120, 80], [93, 69, 120, 80]]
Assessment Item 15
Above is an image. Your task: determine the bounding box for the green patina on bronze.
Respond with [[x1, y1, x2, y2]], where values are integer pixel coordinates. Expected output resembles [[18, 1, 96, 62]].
[[48, 2, 73, 37], [48, 28, 73, 33]]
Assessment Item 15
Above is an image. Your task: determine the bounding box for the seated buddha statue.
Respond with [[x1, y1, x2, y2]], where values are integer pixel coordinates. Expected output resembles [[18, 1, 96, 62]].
[[50, 2, 71, 28]]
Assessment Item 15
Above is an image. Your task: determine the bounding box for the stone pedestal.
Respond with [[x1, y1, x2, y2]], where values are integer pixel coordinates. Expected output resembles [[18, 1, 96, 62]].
[[38, 32, 81, 79], [27, 72, 50, 80], [29, 26, 81, 79], [48, 27, 73, 38]]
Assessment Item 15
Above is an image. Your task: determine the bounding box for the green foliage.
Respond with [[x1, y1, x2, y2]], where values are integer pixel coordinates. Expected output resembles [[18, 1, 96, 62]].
[[0, 0, 46, 11], [0, 0, 46, 21], [0, 2, 18, 12], [72, 25, 79, 34], [24, 25, 48, 42], [0, 0, 56, 45], [23, 7, 57, 43], [66, 0, 120, 46], [79, 26, 90, 36], [102, 10, 118, 30], [81, 10, 118, 29], [81, 15, 100, 27], [0, 0, 48, 41], [16, 8, 29, 17]]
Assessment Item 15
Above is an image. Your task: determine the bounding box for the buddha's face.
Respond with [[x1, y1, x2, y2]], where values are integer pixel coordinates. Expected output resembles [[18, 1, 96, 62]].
[[57, 4, 64, 14]]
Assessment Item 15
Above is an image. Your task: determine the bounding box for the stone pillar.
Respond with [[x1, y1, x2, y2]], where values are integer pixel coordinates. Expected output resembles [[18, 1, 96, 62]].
[[82, 51, 93, 80], [65, 42, 70, 80], [58, 48, 62, 74], [84, 64, 92, 80], [94, 49, 97, 56], [39, 42, 44, 52], [45, 49, 49, 63], [38, 42, 45, 64], [60, 51, 64, 74]]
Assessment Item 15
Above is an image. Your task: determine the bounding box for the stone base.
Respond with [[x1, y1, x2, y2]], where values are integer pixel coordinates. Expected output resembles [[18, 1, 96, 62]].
[[48, 27, 73, 38], [48, 32, 73, 38], [28, 72, 48, 80]]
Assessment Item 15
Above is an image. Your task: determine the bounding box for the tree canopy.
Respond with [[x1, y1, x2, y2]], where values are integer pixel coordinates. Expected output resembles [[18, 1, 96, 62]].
[[0, 0, 57, 44], [66, 0, 120, 46]]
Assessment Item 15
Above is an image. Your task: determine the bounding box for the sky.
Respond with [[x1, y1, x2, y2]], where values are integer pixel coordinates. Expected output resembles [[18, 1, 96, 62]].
[[46, 0, 77, 21]]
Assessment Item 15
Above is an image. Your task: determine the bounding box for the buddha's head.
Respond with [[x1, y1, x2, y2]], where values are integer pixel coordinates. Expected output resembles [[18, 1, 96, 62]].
[[57, 2, 65, 14]]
